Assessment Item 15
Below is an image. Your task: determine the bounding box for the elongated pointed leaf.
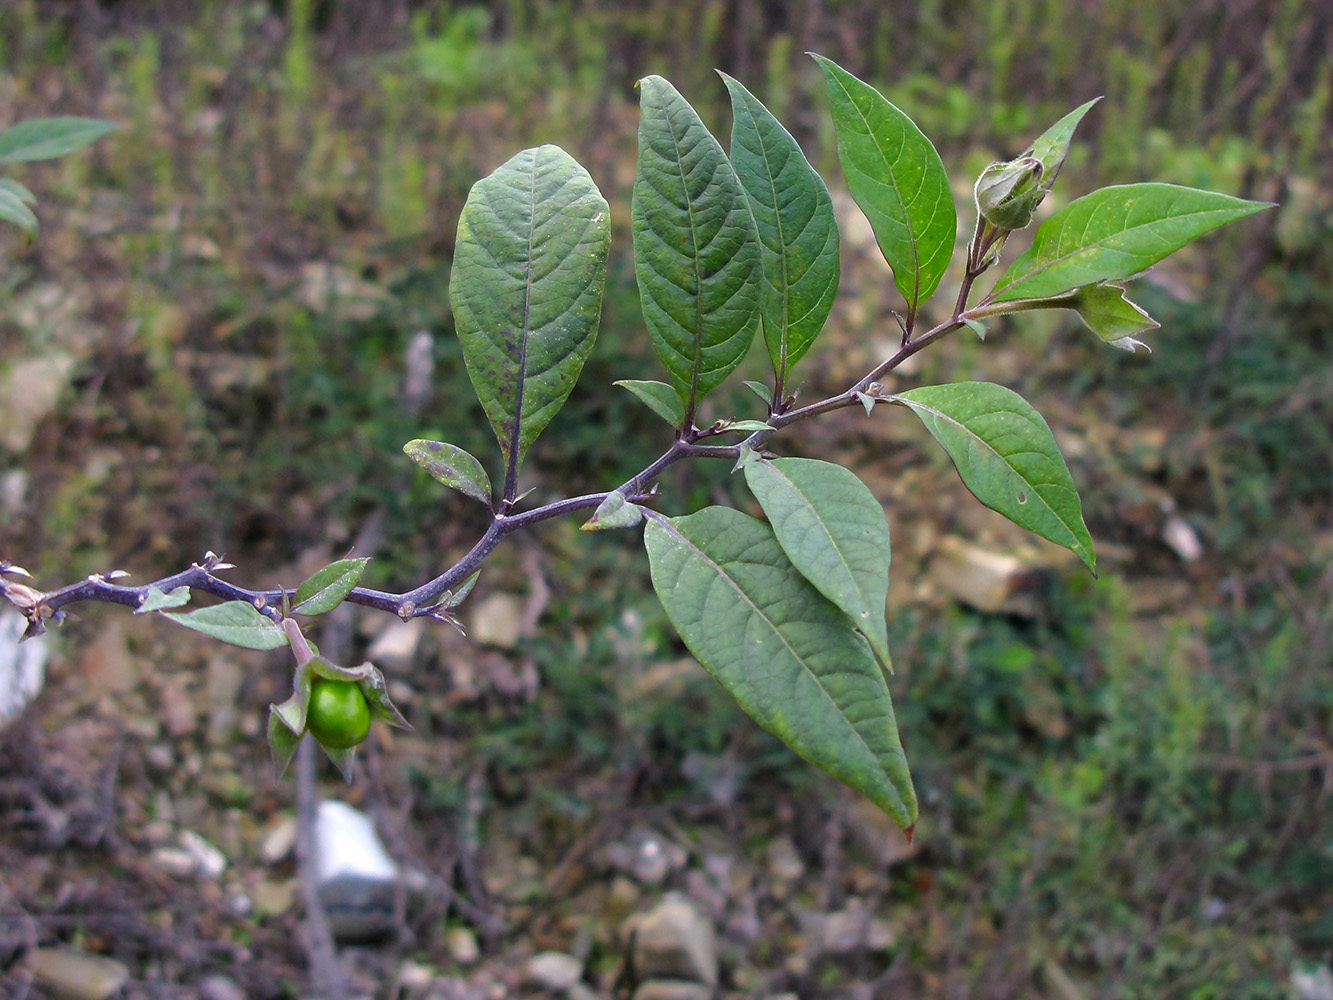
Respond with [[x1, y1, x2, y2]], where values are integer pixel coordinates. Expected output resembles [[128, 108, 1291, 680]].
[[1066, 283, 1159, 349], [644, 507, 916, 828], [1026, 98, 1101, 187], [0, 186, 38, 235], [0, 117, 117, 164], [452, 145, 611, 476], [164, 601, 289, 650], [991, 183, 1273, 301], [135, 585, 191, 614], [403, 439, 492, 506], [892, 382, 1095, 571], [812, 54, 954, 317], [614, 379, 686, 428], [721, 73, 839, 380], [632, 75, 761, 411], [745, 458, 892, 668], [0, 178, 36, 205], [292, 557, 370, 616]]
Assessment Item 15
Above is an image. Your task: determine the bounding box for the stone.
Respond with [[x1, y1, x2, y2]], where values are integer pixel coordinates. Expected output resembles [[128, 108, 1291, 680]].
[[368, 618, 425, 670], [468, 593, 524, 649], [0, 352, 75, 453], [27, 947, 129, 1000], [199, 974, 247, 1000], [315, 799, 402, 941], [928, 536, 1049, 616], [150, 846, 200, 877], [444, 926, 480, 965], [1292, 964, 1333, 1000], [179, 829, 228, 879], [631, 981, 712, 1000], [605, 829, 686, 886], [258, 815, 297, 864], [765, 836, 805, 885], [524, 951, 583, 992], [0, 608, 47, 727], [628, 893, 717, 987]]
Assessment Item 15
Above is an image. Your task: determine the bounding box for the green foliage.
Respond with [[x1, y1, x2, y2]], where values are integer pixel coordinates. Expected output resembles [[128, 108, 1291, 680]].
[[0, 116, 115, 235], [290, 557, 370, 616], [162, 601, 290, 650]]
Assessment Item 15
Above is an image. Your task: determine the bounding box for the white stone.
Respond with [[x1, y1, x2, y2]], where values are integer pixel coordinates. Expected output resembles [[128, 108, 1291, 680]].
[[524, 951, 583, 992], [0, 608, 46, 728]]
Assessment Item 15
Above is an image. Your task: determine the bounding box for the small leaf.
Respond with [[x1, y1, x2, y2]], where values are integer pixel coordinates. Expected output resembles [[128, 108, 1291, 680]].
[[582, 491, 644, 531], [136, 585, 191, 614], [615, 379, 686, 428], [745, 458, 893, 668], [0, 117, 118, 164], [266, 712, 303, 776], [446, 571, 480, 608], [963, 317, 987, 341], [742, 380, 772, 405], [632, 75, 761, 410], [452, 145, 611, 478], [163, 601, 289, 650], [812, 54, 955, 318], [291, 557, 370, 616], [644, 508, 915, 828], [892, 382, 1096, 572], [1026, 98, 1101, 186], [357, 662, 413, 731], [855, 391, 876, 416], [1066, 283, 1159, 347], [0, 186, 38, 236], [722, 73, 840, 380], [718, 419, 774, 433], [403, 440, 492, 506], [991, 183, 1274, 302]]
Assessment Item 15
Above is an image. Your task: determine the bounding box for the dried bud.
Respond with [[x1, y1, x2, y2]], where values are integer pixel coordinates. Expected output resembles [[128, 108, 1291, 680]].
[[975, 156, 1044, 231]]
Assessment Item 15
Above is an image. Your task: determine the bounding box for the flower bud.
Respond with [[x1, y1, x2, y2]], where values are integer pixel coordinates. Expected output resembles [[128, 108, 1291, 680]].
[[974, 156, 1044, 231]]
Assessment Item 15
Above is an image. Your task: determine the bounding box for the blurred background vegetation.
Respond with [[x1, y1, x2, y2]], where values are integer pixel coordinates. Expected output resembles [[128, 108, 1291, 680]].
[[1, 1, 1330, 997]]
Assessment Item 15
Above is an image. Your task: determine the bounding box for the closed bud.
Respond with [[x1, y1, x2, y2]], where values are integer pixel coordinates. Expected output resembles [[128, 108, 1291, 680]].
[[974, 156, 1044, 231]]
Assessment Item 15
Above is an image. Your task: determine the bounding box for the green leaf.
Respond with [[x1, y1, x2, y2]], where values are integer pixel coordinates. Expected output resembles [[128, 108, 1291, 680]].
[[266, 711, 303, 776], [744, 458, 892, 668], [135, 585, 191, 614], [0, 185, 38, 236], [452, 145, 611, 480], [614, 379, 687, 428], [1026, 98, 1101, 185], [403, 439, 492, 506], [812, 54, 955, 318], [446, 571, 480, 609], [717, 419, 774, 433], [632, 75, 761, 411], [963, 316, 987, 341], [0, 178, 36, 205], [582, 490, 644, 531], [742, 380, 772, 405], [0, 117, 118, 164], [291, 557, 370, 616], [644, 507, 916, 829], [1066, 283, 1159, 350], [991, 183, 1273, 302], [892, 382, 1095, 571], [721, 73, 839, 380], [163, 601, 289, 650]]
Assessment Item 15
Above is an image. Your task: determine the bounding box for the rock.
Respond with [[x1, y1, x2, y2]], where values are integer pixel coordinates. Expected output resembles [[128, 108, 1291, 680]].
[[524, 951, 583, 992], [179, 829, 228, 879], [765, 836, 805, 886], [151, 846, 201, 877], [199, 973, 248, 1000], [1292, 964, 1333, 1000], [628, 893, 717, 987], [26, 947, 129, 1000], [1161, 513, 1203, 562], [368, 618, 425, 670], [631, 981, 712, 1000], [605, 828, 687, 886], [0, 608, 47, 727], [258, 815, 297, 864], [251, 878, 295, 917], [315, 799, 403, 941], [396, 960, 436, 991], [468, 593, 524, 649], [0, 468, 27, 514], [444, 926, 480, 965], [803, 898, 895, 956], [929, 536, 1050, 616], [0, 352, 75, 453], [77, 621, 137, 697]]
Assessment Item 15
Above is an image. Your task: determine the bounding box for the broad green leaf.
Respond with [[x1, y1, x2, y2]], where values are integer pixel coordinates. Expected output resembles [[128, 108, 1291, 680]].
[[164, 601, 289, 650], [403, 439, 492, 506], [632, 75, 761, 410], [614, 379, 686, 428], [1066, 283, 1159, 350], [745, 458, 892, 668], [452, 145, 611, 478], [1026, 98, 1101, 183], [0, 186, 38, 235], [582, 490, 644, 531], [991, 183, 1273, 301], [892, 382, 1096, 572], [644, 507, 916, 829], [812, 54, 955, 317], [291, 557, 370, 616], [0, 117, 117, 164], [721, 73, 839, 380], [135, 585, 191, 614]]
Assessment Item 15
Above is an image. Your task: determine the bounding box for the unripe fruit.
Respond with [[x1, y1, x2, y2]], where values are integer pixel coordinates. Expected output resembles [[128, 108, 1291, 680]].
[[306, 679, 371, 749]]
